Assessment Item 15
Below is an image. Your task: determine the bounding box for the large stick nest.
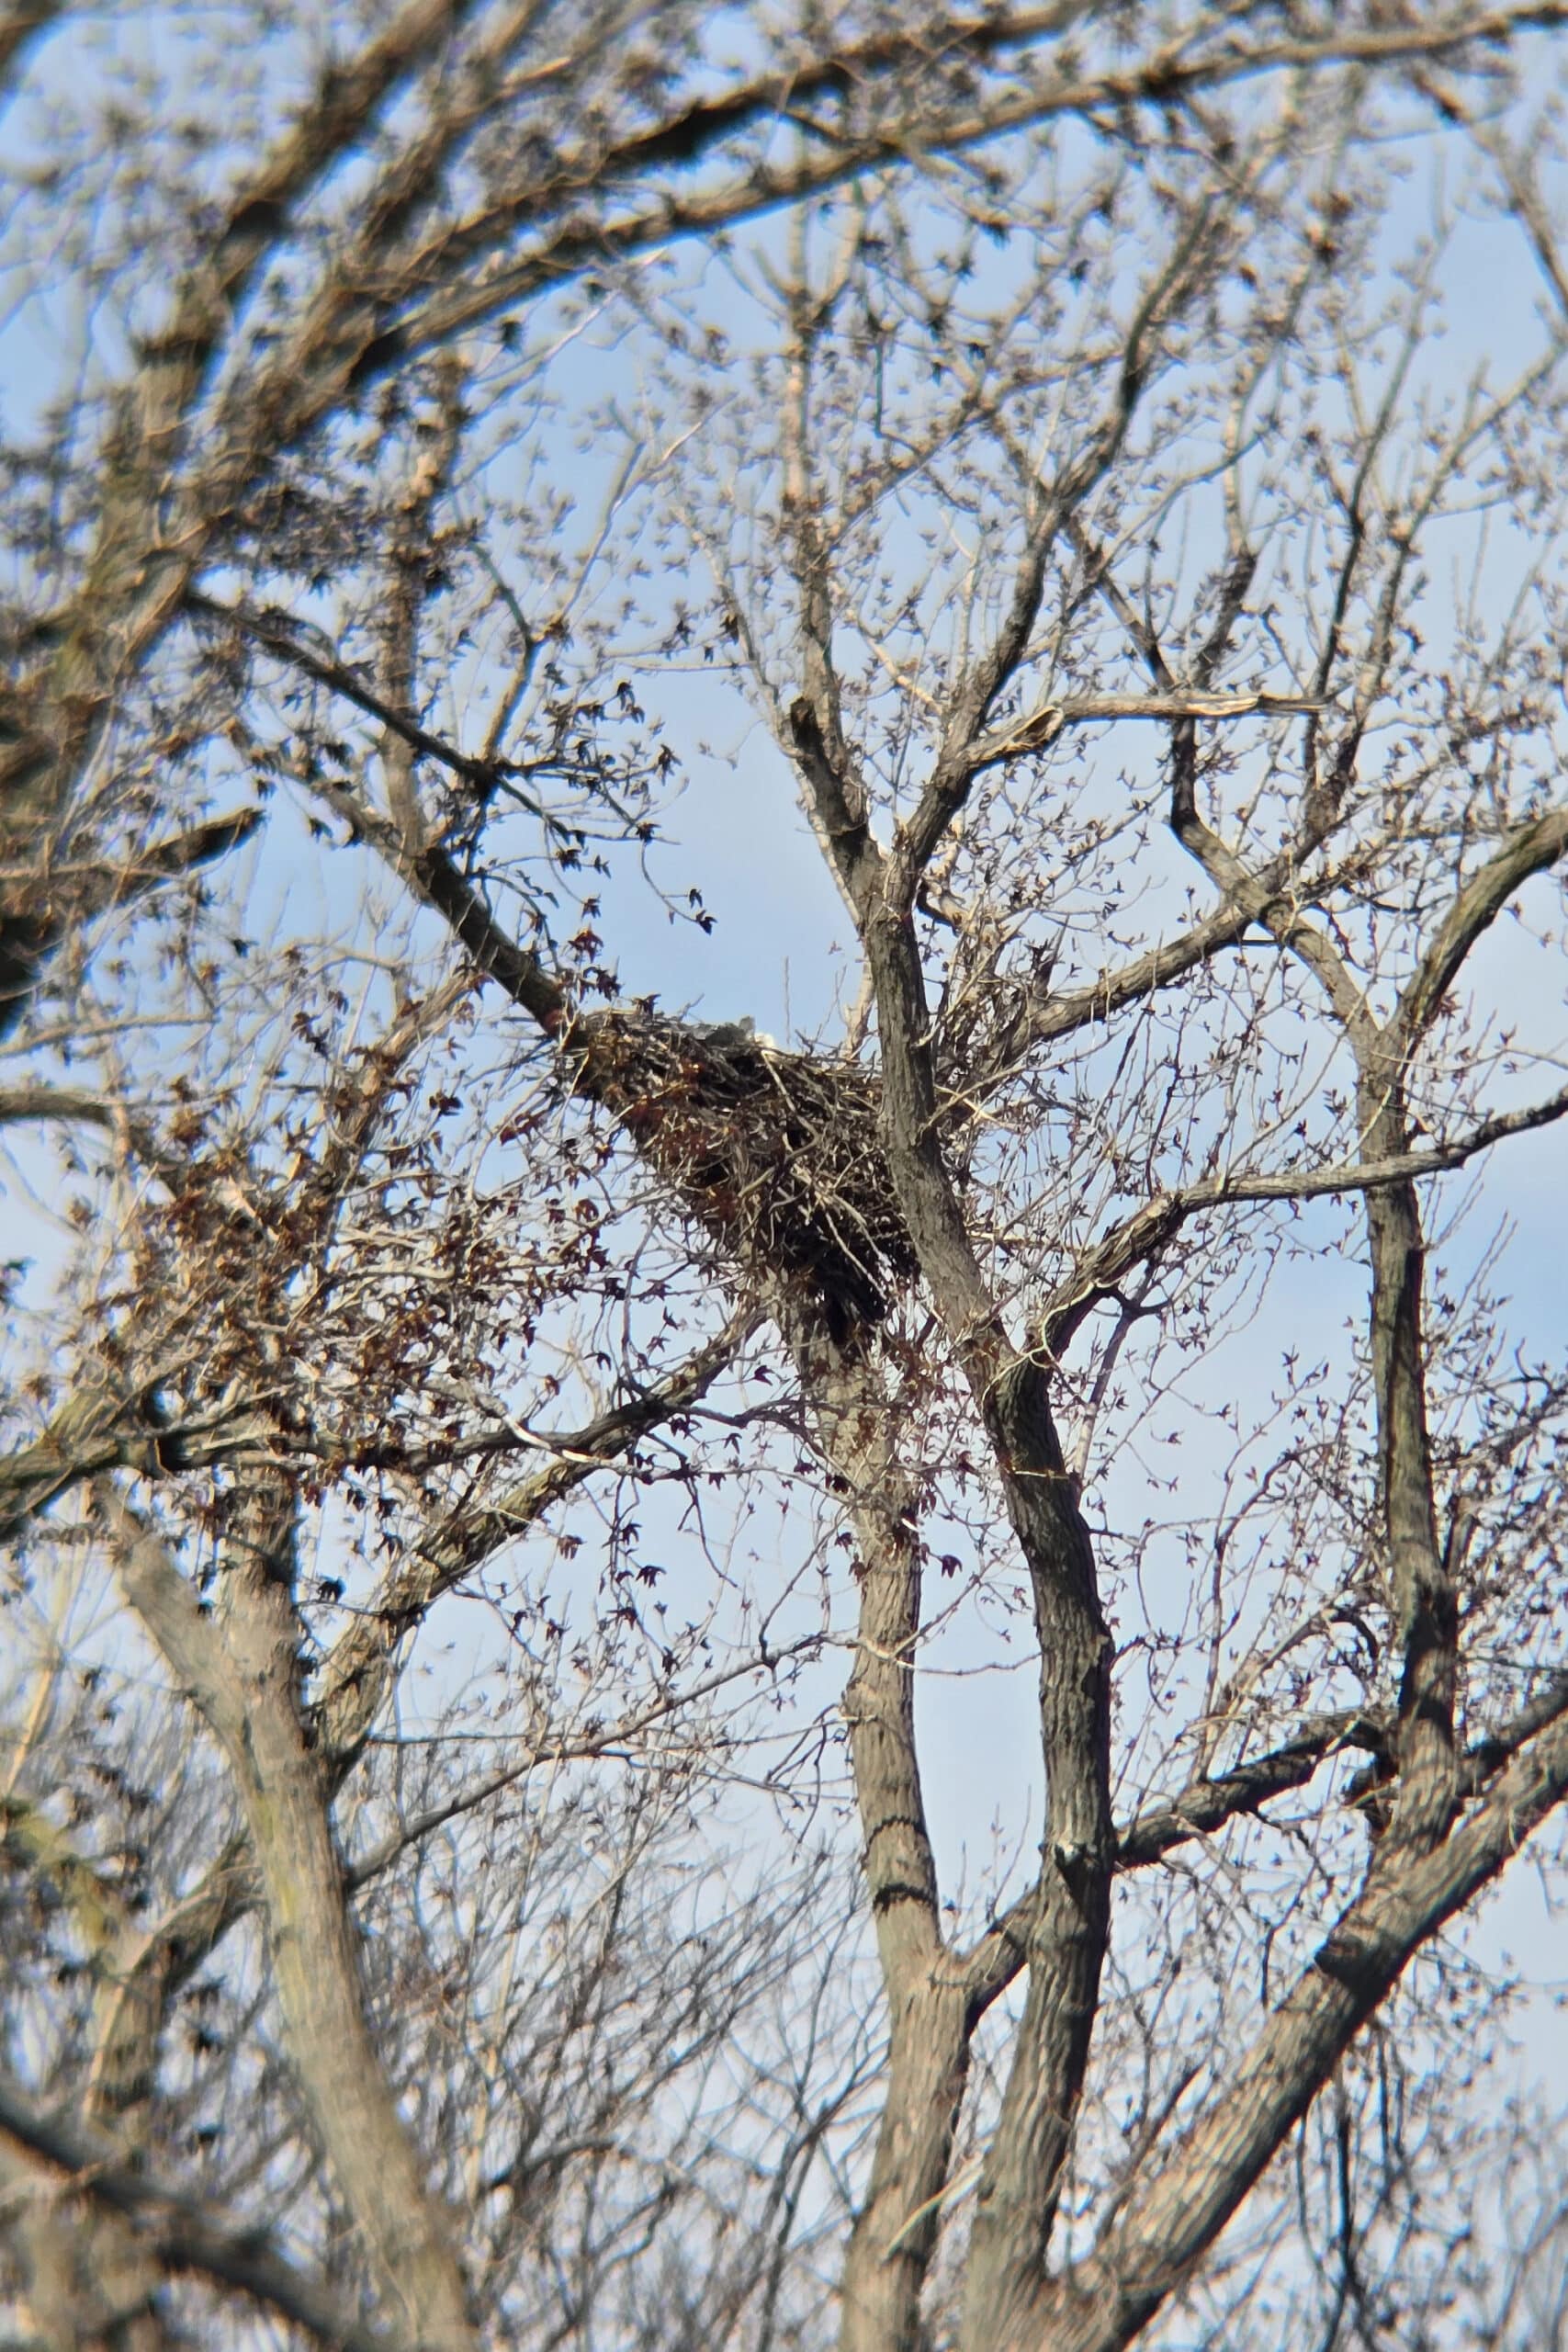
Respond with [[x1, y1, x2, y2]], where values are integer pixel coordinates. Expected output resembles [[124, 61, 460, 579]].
[[574, 1012, 916, 1343]]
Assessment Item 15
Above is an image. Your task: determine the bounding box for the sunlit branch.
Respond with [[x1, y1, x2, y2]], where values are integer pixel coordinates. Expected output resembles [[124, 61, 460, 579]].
[[961, 690, 1327, 780], [1042, 1698, 1568, 2352], [1395, 807, 1568, 1050]]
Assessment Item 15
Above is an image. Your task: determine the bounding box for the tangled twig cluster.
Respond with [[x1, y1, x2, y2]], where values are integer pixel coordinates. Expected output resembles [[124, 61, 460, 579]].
[[577, 1013, 915, 1342]]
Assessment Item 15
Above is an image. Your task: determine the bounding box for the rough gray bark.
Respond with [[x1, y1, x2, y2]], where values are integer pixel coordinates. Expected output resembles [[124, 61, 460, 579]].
[[785, 1321, 966, 2352]]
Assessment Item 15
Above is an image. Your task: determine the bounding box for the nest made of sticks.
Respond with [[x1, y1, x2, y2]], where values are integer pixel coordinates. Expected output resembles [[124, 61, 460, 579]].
[[575, 1012, 916, 1343]]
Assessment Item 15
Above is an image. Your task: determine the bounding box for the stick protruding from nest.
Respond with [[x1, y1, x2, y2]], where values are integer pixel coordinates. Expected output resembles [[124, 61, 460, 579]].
[[574, 1012, 915, 1344]]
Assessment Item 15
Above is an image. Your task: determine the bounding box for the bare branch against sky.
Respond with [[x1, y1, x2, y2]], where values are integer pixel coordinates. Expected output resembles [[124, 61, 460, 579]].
[[4, 7, 1568, 2350]]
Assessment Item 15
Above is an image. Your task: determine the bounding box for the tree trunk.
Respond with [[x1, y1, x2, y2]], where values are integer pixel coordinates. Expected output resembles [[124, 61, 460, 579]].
[[112, 1489, 477, 2351]]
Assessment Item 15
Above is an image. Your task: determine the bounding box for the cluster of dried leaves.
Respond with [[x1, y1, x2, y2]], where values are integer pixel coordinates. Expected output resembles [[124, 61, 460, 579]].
[[6, 7, 1568, 2352]]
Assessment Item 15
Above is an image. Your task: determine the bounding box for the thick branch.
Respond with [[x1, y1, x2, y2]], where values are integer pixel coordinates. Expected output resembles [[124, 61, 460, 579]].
[[851, 877, 1113, 2330], [1356, 1042, 1452, 1849], [1038, 1081, 1568, 1356], [107, 1488, 479, 2350], [787, 695, 879, 909], [0, 0, 62, 86], [0, 1081, 124, 1130], [0, 1388, 277, 1546], [1115, 1714, 1391, 1870], [6, 2, 1562, 1048], [988, 897, 1258, 1071], [0, 808, 262, 1033], [959, 1713, 1389, 2019], [6, 1333, 744, 2249], [782, 1310, 964, 2352], [962, 690, 1325, 780], [186, 592, 513, 803], [314, 12, 1568, 430], [0, 2072, 406, 2352], [1395, 806, 1568, 1049], [0, 0, 478, 1025], [328, 786, 567, 1029], [961, 1673, 1568, 2027], [1026, 1700, 1568, 2352], [374, 0, 1565, 329]]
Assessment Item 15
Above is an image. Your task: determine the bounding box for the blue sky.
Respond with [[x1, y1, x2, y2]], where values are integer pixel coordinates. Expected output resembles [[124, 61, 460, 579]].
[[4, 15, 1568, 2324]]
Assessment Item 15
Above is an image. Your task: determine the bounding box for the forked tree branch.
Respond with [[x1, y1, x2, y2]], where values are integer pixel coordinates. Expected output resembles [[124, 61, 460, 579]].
[[961, 1672, 1568, 2026], [1, 1315, 749, 2271], [1039, 1082, 1568, 1356], [959, 1713, 1387, 2016], [1031, 1696, 1568, 2352], [0, 2072, 405, 2352], [107, 1486, 479, 2348]]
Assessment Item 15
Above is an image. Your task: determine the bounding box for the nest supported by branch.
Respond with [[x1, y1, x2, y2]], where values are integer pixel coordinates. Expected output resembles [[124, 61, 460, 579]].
[[575, 1012, 915, 1343]]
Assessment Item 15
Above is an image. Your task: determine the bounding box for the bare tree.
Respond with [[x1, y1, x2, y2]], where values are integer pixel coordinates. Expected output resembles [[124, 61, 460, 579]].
[[6, 6, 1568, 2352]]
